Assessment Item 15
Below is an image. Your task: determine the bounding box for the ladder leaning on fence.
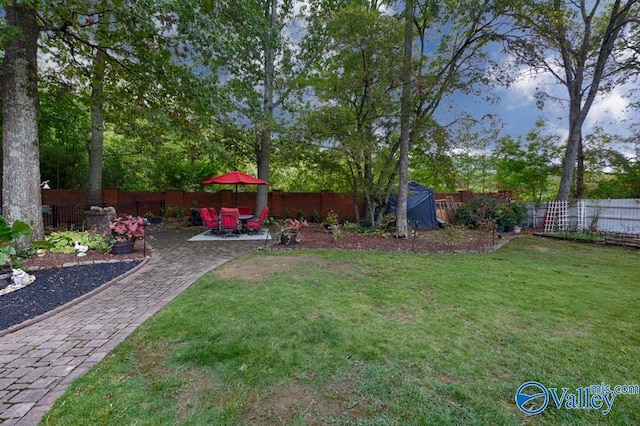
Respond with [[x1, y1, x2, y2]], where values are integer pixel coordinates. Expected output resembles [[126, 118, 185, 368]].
[[544, 200, 568, 233]]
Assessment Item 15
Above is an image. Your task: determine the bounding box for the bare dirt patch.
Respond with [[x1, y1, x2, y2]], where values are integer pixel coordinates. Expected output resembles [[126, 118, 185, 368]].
[[213, 255, 303, 281], [243, 381, 372, 424], [531, 245, 550, 252], [214, 254, 362, 282]]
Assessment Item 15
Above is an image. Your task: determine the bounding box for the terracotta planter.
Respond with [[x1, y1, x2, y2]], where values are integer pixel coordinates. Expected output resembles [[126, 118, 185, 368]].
[[110, 240, 135, 255]]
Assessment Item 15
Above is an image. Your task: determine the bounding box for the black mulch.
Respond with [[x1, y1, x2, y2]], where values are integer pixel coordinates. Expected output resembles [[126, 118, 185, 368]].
[[0, 261, 141, 332]]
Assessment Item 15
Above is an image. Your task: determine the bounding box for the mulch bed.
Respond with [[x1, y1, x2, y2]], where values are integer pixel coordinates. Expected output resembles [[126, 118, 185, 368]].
[[0, 242, 149, 333], [0, 261, 142, 332], [269, 223, 512, 253]]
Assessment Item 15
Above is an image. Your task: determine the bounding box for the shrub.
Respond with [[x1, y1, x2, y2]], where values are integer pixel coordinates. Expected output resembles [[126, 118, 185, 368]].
[[324, 210, 339, 227], [47, 230, 112, 254], [455, 196, 498, 229], [496, 202, 528, 227], [379, 213, 397, 232], [454, 204, 475, 227], [0, 217, 32, 267], [456, 197, 528, 229]]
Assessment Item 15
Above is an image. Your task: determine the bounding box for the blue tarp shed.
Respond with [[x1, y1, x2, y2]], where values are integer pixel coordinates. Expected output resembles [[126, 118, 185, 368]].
[[387, 181, 438, 230]]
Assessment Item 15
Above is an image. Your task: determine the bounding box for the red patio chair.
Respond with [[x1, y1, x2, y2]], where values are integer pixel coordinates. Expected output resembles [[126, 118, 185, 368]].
[[199, 207, 220, 234], [220, 207, 242, 238], [246, 206, 269, 234]]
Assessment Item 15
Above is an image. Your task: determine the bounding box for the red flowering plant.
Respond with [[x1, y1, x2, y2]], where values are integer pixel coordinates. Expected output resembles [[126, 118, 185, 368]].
[[106, 215, 146, 242], [277, 218, 308, 243]]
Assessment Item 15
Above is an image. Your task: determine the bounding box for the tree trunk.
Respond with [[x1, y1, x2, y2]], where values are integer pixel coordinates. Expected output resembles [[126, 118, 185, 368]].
[[395, 0, 413, 238], [256, 128, 270, 213], [1, 4, 44, 241], [364, 149, 376, 225], [256, 0, 277, 214], [575, 132, 584, 200], [552, 0, 632, 200], [557, 108, 583, 200], [87, 49, 106, 206]]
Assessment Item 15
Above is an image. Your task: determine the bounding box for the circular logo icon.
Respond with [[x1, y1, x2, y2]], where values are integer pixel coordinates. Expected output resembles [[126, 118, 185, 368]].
[[515, 381, 549, 415]]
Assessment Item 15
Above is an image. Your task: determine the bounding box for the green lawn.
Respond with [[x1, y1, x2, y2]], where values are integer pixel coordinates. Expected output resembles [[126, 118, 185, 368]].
[[42, 237, 640, 425]]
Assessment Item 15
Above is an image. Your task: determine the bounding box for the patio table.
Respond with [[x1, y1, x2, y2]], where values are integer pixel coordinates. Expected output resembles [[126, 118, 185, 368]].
[[238, 214, 254, 231]]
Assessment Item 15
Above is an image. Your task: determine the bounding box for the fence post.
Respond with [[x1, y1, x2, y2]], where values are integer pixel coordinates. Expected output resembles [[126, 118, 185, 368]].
[[52, 204, 58, 228]]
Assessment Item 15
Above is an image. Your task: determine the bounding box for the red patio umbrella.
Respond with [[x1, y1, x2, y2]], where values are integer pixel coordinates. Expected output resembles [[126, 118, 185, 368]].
[[202, 170, 267, 205]]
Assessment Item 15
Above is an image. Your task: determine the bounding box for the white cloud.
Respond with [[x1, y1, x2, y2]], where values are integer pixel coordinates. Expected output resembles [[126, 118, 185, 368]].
[[505, 71, 538, 107], [587, 85, 631, 127], [499, 60, 637, 141]]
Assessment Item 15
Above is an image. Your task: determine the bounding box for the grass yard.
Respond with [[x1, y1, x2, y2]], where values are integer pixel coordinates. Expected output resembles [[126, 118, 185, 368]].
[[42, 237, 639, 425]]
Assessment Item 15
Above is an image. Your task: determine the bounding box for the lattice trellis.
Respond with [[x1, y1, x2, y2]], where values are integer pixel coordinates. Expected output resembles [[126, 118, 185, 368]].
[[544, 200, 568, 233]]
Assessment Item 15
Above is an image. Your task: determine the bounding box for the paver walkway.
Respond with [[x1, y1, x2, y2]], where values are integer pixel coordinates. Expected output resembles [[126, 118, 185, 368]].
[[0, 228, 264, 425]]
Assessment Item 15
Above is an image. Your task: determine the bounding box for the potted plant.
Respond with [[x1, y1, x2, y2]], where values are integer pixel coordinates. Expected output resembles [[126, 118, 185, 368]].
[[496, 202, 527, 232], [144, 211, 163, 225], [277, 218, 308, 245], [323, 210, 339, 231], [510, 202, 528, 231], [106, 215, 145, 254]]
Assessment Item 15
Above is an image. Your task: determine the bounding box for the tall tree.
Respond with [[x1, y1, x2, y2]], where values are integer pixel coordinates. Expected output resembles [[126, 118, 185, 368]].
[[505, 0, 640, 200], [307, 5, 403, 224], [29, 0, 228, 201], [395, 0, 413, 237], [1, 3, 44, 240], [87, 47, 106, 205], [305, 0, 510, 225], [39, 2, 196, 205], [582, 127, 640, 198], [257, 0, 277, 214], [198, 0, 340, 213], [38, 83, 90, 190], [492, 120, 561, 202]]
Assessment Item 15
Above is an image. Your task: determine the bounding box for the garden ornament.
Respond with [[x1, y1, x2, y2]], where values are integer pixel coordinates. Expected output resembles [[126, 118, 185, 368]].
[[11, 269, 35, 287]]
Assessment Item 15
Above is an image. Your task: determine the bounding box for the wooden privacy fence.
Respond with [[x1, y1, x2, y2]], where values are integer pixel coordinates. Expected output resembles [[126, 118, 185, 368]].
[[38, 189, 360, 224], [525, 199, 640, 235], [33, 188, 475, 229]]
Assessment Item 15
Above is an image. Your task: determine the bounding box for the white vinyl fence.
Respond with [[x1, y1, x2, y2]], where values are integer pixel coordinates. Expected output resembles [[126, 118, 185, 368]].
[[525, 199, 640, 235]]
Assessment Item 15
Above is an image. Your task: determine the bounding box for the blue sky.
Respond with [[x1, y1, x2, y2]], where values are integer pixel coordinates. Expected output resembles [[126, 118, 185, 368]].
[[390, 0, 640, 155], [494, 71, 637, 141], [437, 64, 640, 160]]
